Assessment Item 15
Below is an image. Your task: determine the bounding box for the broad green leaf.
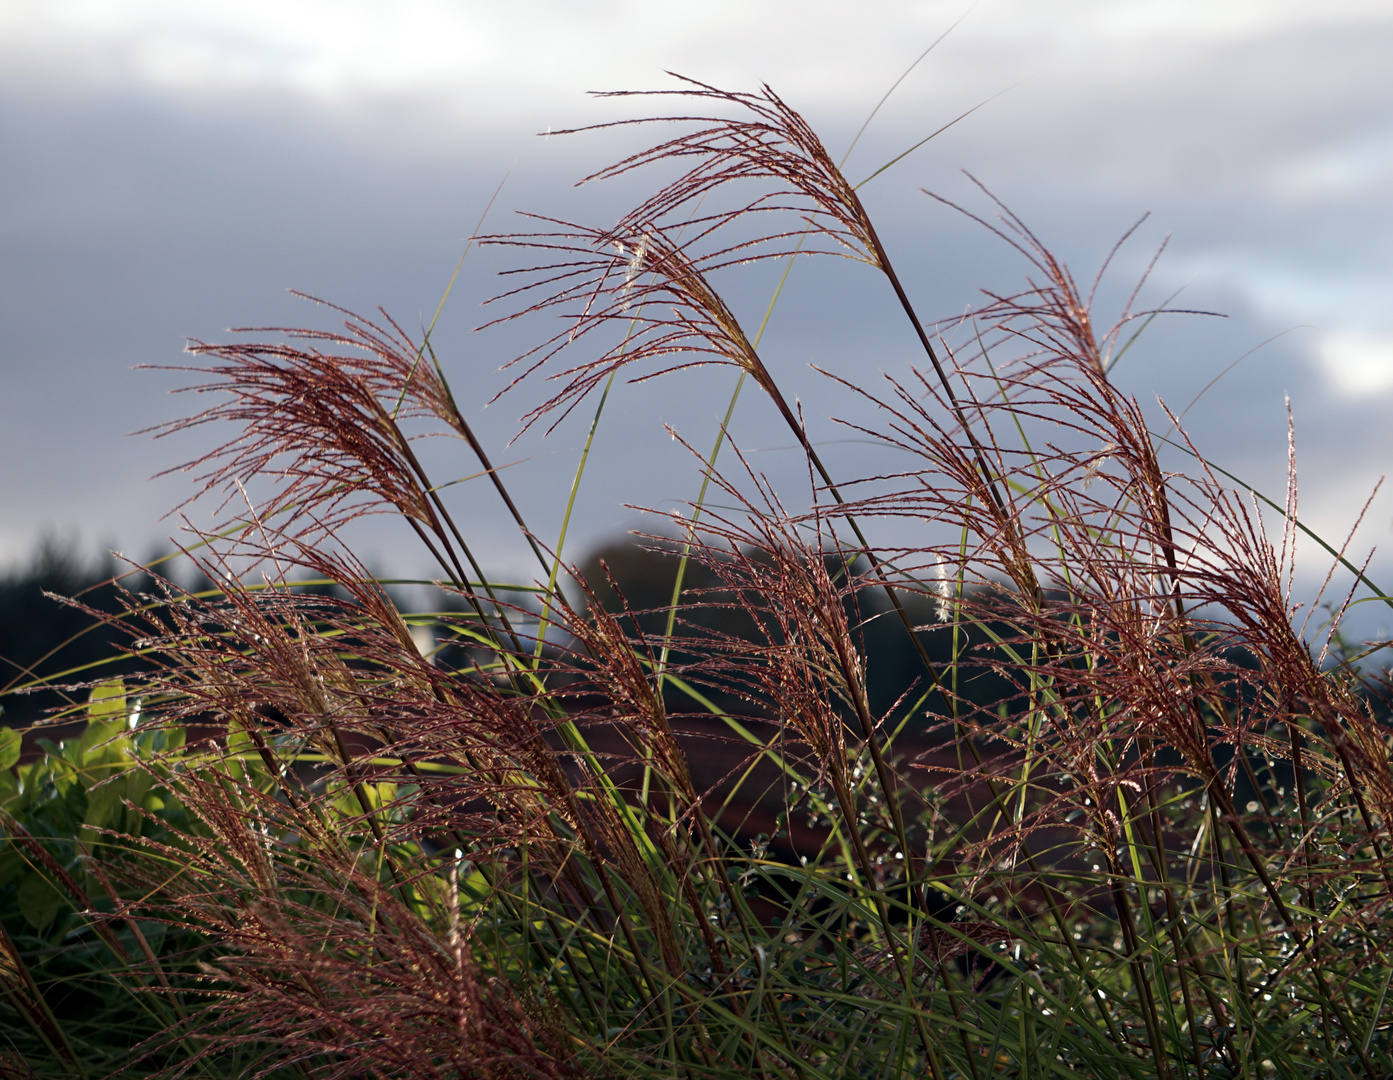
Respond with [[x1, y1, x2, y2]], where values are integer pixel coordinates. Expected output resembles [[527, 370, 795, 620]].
[[327, 779, 358, 820], [223, 719, 261, 783], [16, 871, 63, 931], [83, 781, 126, 833], [80, 679, 129, 763], [86, 678, 127, 724], [0, 726, 19, 770], [0, 849, 24, 887], [363, 781, 395, 811], [136, 723, 185, 756], [13, 761, 44, 809], [124, 769, 153, 815], [226, 721, 253, 754]]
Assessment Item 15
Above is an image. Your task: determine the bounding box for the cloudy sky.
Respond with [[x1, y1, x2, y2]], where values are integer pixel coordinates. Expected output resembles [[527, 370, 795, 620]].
[[3, 0, 1391, 630]]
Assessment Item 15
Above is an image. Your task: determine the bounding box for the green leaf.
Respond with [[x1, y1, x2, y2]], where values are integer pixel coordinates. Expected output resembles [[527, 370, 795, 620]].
[[86, 678, 127, 724], [124, 769, 153, 816], [0, 726, 19, 770], [16, 871, 63, 931], [0, 849, 24, 887], [83, 781, 126, 833], [80, 679, 130, 764], [136, 723, 184, 756]]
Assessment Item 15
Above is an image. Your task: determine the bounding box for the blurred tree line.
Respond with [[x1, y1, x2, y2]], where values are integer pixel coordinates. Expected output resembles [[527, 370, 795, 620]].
[[0, 538, 162, 730], [576, 537, 1017, 743], [2, 534, 1016, 741], [10, 532, 1381, 822]]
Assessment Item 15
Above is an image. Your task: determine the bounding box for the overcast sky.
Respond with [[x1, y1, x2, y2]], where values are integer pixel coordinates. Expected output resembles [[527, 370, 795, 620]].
[[3, 0, 1392, 631]]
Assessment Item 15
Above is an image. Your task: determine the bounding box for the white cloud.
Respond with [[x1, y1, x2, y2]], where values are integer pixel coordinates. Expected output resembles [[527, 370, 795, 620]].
[[1092, 0, 1389, 39], [3, 0, 1389, 113], [1318, 331, 1393, 395]]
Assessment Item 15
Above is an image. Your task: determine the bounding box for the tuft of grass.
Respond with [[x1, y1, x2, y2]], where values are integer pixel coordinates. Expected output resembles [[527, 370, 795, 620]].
[[7, 77, 1393, 1079]]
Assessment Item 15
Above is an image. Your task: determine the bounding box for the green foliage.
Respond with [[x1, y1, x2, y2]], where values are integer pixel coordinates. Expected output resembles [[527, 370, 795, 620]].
[[0, 683, 217, 1078]]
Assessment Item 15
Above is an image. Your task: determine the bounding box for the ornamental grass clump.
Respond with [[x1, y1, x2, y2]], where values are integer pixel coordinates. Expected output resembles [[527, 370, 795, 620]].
[[10, 77, 1393, 1079]]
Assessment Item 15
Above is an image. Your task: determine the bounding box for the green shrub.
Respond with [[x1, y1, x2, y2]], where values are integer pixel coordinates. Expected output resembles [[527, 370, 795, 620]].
[[0, 682, 242, 1077]]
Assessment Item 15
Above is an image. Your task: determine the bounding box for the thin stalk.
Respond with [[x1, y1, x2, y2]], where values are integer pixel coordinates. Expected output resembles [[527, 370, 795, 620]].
[[533, 368, 618, 654]]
